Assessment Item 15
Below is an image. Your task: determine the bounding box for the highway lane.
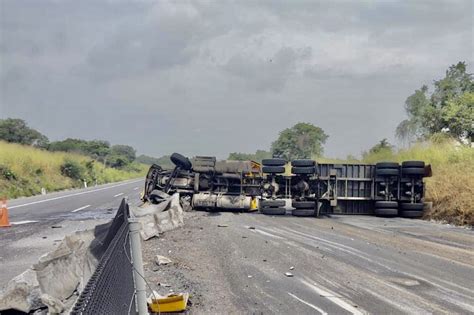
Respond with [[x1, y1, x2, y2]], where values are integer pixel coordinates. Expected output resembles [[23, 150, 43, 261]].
[[0, 179, 144, 287]]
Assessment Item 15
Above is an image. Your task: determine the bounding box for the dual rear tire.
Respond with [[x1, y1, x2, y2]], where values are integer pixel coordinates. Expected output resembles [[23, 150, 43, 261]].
[[291, 200, 316, 217], [374, 201, 424, 218]]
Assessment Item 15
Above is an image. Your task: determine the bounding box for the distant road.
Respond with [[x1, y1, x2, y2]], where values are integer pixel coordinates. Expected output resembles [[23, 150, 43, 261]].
[[1, 179, 144, 287], [7, 178, 144, 223]]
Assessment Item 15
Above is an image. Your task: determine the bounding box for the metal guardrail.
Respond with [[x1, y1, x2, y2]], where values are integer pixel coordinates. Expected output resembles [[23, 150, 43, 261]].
[[71, 200, 136, 315]]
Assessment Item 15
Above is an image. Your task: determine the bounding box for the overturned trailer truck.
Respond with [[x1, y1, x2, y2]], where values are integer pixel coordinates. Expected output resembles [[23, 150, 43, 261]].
[[143, 153, 431, 218]]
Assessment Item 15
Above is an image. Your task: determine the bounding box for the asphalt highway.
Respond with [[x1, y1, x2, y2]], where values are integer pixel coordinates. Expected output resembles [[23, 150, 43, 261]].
[[143, 210, 474, 314], [0, 179, 144, 287]]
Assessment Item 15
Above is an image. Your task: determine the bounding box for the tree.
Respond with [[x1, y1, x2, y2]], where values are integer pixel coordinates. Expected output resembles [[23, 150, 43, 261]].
[[271, 122, 328, 160], [110, 145, 136, 163], [368, 138, 393, 155], [0, 118, 49, 148], [441, 92, 474, 142], [396, 62, 474, 143]]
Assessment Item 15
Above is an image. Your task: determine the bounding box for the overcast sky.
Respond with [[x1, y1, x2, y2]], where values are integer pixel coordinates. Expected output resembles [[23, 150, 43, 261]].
[[0, 0, 472, 159]]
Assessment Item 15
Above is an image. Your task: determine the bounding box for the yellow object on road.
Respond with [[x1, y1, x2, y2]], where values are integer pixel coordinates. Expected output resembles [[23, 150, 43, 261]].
[[249, 197, 258, 211], [149, 293, 189, 313]]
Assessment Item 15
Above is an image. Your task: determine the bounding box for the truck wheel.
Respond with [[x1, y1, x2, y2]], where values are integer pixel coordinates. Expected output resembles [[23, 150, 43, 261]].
[[170, 153, 192, 170], [292, 209, 315, 217], [292, 200, 316, 209], [376, 162, 399, 169], [401, 167, 425, 176], [261, 199, 286, 207], [291, 159, 316, 167], [260, 207, 286, 215], [375, 201, 398, 208], [262, 166, 285, 174], [376, 168, 399, 176], [399, 203, 424, 211], [291, 166, 315, 174], [374, 208, 398, 217], [400, 210, 423, 218], [262, 158, 286, 166], [402, 161, 425, 168]]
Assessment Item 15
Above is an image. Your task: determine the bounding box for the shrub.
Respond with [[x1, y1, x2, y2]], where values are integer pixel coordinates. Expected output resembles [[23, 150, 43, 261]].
[[0, 165, 17, 180], [60, 159, 84, 181]]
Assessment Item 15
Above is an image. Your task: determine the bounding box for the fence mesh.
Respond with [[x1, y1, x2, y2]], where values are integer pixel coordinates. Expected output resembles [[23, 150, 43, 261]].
[[71, 200, 136, 315]]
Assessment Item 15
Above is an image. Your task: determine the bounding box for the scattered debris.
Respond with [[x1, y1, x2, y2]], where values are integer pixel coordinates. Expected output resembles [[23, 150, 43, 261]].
[[285, 272, 294, 277], [155, 255, 172, 266]]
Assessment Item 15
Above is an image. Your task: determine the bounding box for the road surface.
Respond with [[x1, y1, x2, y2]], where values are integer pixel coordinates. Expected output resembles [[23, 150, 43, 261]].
[[0, 179, 144, 287], [143, 210, 474, 314]]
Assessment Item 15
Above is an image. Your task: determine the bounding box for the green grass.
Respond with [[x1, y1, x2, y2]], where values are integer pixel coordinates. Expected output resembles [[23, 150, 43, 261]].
[[0, 141, 147, 199], [337, 139, 473, 226]]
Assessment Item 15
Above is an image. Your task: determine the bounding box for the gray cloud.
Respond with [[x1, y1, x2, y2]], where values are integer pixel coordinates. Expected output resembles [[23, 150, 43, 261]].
[[0, 0, 472, 159]]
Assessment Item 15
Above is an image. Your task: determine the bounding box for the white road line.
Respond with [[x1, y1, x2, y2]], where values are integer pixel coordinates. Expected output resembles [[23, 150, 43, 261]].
[[114, 193, 124, 197], [11, 220, 39, 225], [72, 205, 91, 213], [133, 187, 139, 190], [301, 279, 364, 315], [288, 293, 327, 315], [9, 179, 142, 210]]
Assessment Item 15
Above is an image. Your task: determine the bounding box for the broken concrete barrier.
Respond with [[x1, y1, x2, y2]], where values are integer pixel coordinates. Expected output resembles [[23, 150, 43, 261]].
[[34, 229, 97, 301], [131, 193, 185, 240], [0, 269, 44, 313], [0, 229, 98, 314]]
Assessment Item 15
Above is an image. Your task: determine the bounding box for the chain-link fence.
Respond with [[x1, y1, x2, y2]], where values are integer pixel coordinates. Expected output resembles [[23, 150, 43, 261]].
[[71, 199, 136, 315]]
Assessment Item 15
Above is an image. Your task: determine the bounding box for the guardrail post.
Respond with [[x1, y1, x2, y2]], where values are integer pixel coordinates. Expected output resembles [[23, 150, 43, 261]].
[[129, 218, 148, 315]]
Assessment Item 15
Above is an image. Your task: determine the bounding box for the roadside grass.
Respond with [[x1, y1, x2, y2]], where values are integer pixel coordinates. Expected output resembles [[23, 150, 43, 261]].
[[360, 140, 473, 226], [0, 141, 147, 199]]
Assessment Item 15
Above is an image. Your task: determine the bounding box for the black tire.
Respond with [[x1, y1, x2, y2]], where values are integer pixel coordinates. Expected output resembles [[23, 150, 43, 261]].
[[170, 153, 192, 170], [376, 168, 399, 176], [262, 166, 285, 174], [261, 199, 286, 207], [399, 203, 424, 211], [402, 161, 425, 168], [292, 209, 315, 217], [260, 207, 286, 215], [292, 200, 316, 209], [400, 210, 423, 218], [291, 166, 315, 175], [374, 208, 398, 217], [376, 162, 399, 169], [291, 159, 315, 167], [375, 201, 399, 209], [262, 158, 286, 166], [401, 167, 425, 176]]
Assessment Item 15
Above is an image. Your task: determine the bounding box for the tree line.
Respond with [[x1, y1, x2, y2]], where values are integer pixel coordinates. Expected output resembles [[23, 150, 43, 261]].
[[0, 118, 138, 169]]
